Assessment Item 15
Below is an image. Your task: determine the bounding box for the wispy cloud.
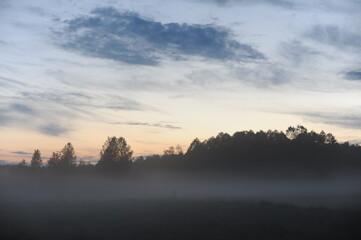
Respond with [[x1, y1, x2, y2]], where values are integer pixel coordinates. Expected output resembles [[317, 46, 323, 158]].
[[0, 103, 36, 126], [10, 151, 32, 155], [279, 40, 322, 65], [230, 62, 291, 86], [0, 113, 12, 125], [112, 121, 182, 129], [21, 91, 150, 112], [344, 71, 361, 81], [9, 103, 35, 114], [0, 98, 74, 137], [300, 111, 361, 130], [197, 0, 294, 8], [0, 0, 10, 10], [0, 76, 26, 87], [58, 7, 264, 65], [38, 123, 70, 136], [0, 88, 153, 136], [200, 0, 361, 12], [306, 25, 361, 50]]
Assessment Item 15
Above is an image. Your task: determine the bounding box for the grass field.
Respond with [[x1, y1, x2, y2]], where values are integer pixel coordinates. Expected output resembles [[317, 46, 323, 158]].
[[1, 199, 360, 240]]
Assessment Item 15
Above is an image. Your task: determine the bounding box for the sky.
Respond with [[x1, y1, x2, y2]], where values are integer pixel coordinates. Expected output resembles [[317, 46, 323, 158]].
[[0, 0, 361, 164]]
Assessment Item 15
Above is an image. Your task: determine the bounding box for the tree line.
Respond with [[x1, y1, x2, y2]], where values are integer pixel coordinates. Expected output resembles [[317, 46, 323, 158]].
[[9, 126, 361, 177]]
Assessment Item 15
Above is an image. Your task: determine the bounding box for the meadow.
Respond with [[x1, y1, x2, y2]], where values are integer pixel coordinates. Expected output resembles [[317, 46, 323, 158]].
[[1, 199, 360, 240]]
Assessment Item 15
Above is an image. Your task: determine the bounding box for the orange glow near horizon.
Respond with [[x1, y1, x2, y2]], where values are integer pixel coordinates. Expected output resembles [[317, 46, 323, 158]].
[[2, 119, 361, 164]]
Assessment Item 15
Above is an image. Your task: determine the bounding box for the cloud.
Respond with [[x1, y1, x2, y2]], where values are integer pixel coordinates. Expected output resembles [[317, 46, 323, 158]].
[[58, 7, 264, 65], [279, 40, 322, 65], [198, 0, 294, 8], [344, 71, 361, 81], [38, 123, 70, 136], [9, 103, 35, 114], [10, 151, 32, 155], [200, 0, 361, 12], [301, 111, 361, 129], [0, 0, 10, 10], [306, 25, 361, 50], [0, 76, 26, 87], [262, 0, 294, 7], [21, 91, 150, 112], [0, 98, 74, 136], [0, 114, 11, 125], [112, 122, 182, 129], [0, 103, 35, 125], [230, 62, 290, 86], [0, 86, 153, 136]]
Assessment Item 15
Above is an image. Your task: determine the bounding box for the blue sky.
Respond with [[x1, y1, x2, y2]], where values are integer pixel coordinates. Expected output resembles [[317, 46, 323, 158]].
[[0, 0, 361, 163]]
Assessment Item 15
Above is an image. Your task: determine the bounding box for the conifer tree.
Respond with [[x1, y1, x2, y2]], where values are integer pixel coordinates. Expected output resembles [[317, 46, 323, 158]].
[[31, 149, 42, 168]]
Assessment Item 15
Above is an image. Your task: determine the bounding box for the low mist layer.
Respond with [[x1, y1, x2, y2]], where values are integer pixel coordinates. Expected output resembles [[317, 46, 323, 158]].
[[2, 126, 361, 208], [1, 170, 360, 209]]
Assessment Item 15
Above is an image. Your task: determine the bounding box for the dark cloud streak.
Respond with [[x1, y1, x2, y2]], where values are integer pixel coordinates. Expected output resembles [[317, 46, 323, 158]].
[[0, 76, 26, 87], [10, 103, 35, 114], [112, 122, 182, 130], [38, 123, 70, 136], [301, 111, 361, 130], [11, 151, 32, 155]]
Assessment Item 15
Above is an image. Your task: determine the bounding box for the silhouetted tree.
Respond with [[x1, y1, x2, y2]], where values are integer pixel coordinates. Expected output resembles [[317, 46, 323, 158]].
[[17, 159, 27, 167], [175, 145, 183, 155], [97, 137, 133, 169], [326, 133, 337, 144], [48, 152, 60, 168], [5, 125, 360, 177], [286, 125, 308, 140], [164, 146, 175, 155], [30, 149, 42, 168], [58, 143, 77, 168], [187, 138, 202, 153]]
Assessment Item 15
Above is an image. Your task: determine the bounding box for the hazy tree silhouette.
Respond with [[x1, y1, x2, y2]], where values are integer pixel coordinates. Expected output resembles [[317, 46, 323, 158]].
[[164, 145, 183, 156], [96, 137, 133, 170], [164, 146, 175, 155], [46, 143, 77, 169], [17, 159, 27, 167], [286, 125, 308, 140], [58, 143, 77, 168], [4, 125, 361, 177], [78, 160, 91, 167], [47, 152, 61, 168], [175, 145, 183, 155], [325, 132, 337, 144], [174, 125, 361, 176], [30, 149, 42, 168]]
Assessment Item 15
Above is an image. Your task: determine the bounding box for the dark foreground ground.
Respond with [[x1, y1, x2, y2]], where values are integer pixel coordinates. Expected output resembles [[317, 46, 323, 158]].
[[1, 199, 361, 240]]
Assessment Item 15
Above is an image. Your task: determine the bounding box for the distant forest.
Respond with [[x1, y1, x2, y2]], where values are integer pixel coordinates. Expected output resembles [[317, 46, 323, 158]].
[[3, 125, 361, 177]]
